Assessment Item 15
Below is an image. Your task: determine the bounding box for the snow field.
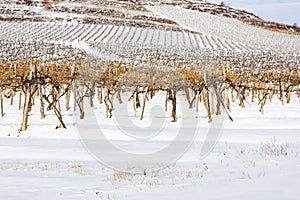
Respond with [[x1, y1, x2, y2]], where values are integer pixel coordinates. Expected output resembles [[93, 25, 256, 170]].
[[0, 21, 245, 51], [0, 91, 299, 199], [147, 5, 300, 54]]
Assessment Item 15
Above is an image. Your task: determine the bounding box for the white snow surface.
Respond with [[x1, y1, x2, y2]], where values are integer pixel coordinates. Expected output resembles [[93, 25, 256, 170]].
[[0, 21, 238, 51], [147, 5, 300, 54], [0, 4, 300, 199], [0, 91, 300, 199]]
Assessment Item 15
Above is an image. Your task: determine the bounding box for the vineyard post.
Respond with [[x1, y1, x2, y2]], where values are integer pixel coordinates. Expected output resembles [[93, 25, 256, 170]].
[[10, 91, 14, 105], [19, 61, 35, 132], [205, 88, 212, 123], [225, 87, 230, 110], [251, 86, 255, 103], [140, 89, 148, 121], [79, 97, 85, 119], [98, 87, 103, 104], [216, 101, 221, 115], [238, 88, 246, 108], [195, 91, 200, 113], [104, 88, 113, 118], [18, 91, 22, 110], [184, 88, 193, 108], [171, 90, 177, 122], [0, 90, 3, 117], [210, 91, 215, 114], [117, 90, 122, 104], [286, 86, 291, 104], [89, 82, 95, 108], [135, 91, 141, 110], [165, 90, 169, 112], [65, 87, 70, 111], [56, 90, 61, 114], [38, 83, 45, 119], [73, 85, 77, 112], [20, 80, 32, 131]]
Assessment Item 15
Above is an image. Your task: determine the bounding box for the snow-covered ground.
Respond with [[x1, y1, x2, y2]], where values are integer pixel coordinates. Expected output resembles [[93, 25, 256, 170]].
[[147, 5, 300, 53], [0, 21, 240, 51], [0, 3, 300, 200], [0, 92, 299, 199]]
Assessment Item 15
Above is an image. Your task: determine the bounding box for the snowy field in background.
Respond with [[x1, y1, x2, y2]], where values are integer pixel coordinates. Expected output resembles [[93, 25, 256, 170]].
[[0, 91, 300, 200], [147, 5, 300, 54]]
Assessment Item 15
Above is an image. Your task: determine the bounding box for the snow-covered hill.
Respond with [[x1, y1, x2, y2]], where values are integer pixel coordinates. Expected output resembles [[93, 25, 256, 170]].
[[1, 1, 300, 63], [0, 1, 300, 200]]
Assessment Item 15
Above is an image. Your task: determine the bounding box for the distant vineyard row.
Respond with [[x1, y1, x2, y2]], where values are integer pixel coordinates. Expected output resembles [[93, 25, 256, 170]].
[[0, 22, 254, 52], [148, 6, 300, 54]]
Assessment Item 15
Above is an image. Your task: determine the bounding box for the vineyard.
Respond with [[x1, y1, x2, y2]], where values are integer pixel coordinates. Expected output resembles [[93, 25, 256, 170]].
[[0, 3, 300, 131], [0, 47, 299, 131], [148, 6, 300, 53], [1, 1, 300, 199], [0, 22, 243, 50]]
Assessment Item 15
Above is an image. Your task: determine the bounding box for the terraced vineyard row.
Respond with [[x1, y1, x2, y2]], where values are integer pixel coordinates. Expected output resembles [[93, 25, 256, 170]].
[[148, 6, 300, 54], [0, 22, 249, 53]]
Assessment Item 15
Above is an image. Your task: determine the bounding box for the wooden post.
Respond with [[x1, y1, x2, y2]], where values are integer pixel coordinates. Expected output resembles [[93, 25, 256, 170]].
[[140, 91, 147, 120], [216, 102, 221, 115], [38, 84, 45, 119], [98, 87, 103, 104], [89, 83, 94, 108], [206, 89, 212, 123], [79, 97, 84, 119], [210, 91, 215, 114], [10, 91, 14, 105], [117, 90, 122, 104], [165, 90, 169, 112], [135, 92, 140, 109], [236, 87, 245, 108], [19, 84, 32, 131], [195, 92, 199, 113], [104, 88, 113, 118], [65, 88, 70, 111], [18, 91, 22, 110], [19, 63, 34, 132], [185, 88, 193, 109], [231, 88, 235, 102], [286, 90, 291, 104], [132, 92, 137, 113], [89, 95, 94, 108], [73, 86, 77, 112], [225, 88, 230, 111], [0, 91, 4, 117], [56, 88, 61, 115], [251, 87, 255, 103], [171, 90, 177, 122]]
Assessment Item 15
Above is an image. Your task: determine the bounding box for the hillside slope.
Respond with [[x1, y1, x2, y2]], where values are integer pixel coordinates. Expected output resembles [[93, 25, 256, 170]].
[[0, 0, 299, 34], [0, 0, 300, 62]]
